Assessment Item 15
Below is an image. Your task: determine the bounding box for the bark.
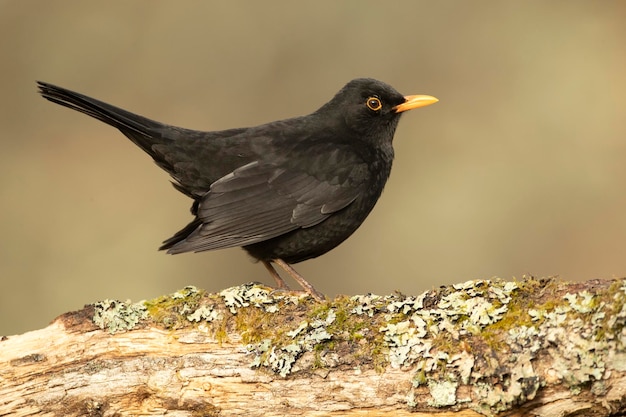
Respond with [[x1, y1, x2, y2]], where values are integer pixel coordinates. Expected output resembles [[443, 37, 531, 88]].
[[1, 277, 625, 416]]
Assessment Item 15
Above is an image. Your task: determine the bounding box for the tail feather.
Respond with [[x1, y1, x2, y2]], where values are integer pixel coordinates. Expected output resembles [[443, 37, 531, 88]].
[[37, 81, 169, 156], [160, 218, 202, 251], [39, 81, 209, 252]]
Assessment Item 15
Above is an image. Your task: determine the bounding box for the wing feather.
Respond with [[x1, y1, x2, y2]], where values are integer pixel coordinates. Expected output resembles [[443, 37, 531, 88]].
[[166, 150, 370, 254]]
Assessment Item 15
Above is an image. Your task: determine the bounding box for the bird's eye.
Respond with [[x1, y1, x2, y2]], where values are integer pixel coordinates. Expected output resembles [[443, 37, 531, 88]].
[[366, 97, 382, 111]]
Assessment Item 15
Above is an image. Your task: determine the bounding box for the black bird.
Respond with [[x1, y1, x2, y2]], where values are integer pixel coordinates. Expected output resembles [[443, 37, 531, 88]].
[[37, 78, 437, 301]]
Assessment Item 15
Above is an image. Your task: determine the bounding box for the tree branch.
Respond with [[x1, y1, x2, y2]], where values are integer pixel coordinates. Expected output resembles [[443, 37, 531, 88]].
[[1, 277, 625, 416]]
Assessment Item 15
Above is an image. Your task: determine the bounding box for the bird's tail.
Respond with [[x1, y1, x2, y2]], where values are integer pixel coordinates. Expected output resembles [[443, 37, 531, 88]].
[[37, 81, 170, 156]]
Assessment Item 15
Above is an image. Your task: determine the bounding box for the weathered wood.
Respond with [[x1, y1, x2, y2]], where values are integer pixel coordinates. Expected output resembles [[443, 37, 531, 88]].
[[0, 277, 624, 416]]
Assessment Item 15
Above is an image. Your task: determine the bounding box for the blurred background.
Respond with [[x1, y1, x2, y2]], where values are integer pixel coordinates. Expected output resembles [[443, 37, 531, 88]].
[[2, 1, 625, 335]]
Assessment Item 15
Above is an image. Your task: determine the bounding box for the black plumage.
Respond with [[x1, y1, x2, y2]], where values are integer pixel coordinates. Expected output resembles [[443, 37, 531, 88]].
[[37, 78, 437, 300]]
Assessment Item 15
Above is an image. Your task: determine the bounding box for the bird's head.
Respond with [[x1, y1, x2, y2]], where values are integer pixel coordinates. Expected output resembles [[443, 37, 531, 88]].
[[316, 78, 438, 146]]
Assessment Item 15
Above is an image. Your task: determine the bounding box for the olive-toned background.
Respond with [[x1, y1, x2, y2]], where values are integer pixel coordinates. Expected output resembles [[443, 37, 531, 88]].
[[2, 1, 625, 335]]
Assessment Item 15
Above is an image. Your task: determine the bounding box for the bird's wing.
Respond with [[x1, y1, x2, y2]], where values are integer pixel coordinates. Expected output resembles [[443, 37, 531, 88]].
[[165, 147, 369, 253]]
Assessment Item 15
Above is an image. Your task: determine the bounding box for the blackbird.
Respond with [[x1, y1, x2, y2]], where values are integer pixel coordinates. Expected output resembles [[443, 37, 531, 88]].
[[37, 78, 437, 301]]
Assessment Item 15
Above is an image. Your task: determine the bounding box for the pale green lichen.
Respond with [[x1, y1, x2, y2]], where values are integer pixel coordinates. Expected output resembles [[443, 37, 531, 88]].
[[346, 279, 523, 411], [379, 279, 519, 377], [248, 308, 336, 377], [366, 277, 624, 412], [380, 320, 430, 369], [187, 305, 222, 323], [564, 290, 596, 313], [467, 277, 625, 413], [219, 282, 303, 314], [427, 379, 458, 407], [92, 299, 148, 334], [172, 285, 200, 299]]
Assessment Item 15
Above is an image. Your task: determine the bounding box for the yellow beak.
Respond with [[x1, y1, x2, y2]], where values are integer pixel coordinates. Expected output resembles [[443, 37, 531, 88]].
[[394, 95, 439, 113]]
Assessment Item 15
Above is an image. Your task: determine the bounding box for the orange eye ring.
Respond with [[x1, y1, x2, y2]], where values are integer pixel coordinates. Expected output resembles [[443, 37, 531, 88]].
[[366, 96, 382, 111]]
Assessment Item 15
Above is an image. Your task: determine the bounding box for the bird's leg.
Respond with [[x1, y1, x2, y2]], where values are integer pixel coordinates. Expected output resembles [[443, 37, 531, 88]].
[[273, 259, 326, 302], [262, 260, 291, 290], [261, 259, 326, 302]]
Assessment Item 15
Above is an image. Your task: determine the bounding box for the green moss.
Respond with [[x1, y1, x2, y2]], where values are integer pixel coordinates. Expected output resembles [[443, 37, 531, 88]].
[[213, 317, 230, 344], [143, 286, 206, 329], [479, 284, 536, 350], [234, 304, 284, 344], [306, 295, 392, 368]]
